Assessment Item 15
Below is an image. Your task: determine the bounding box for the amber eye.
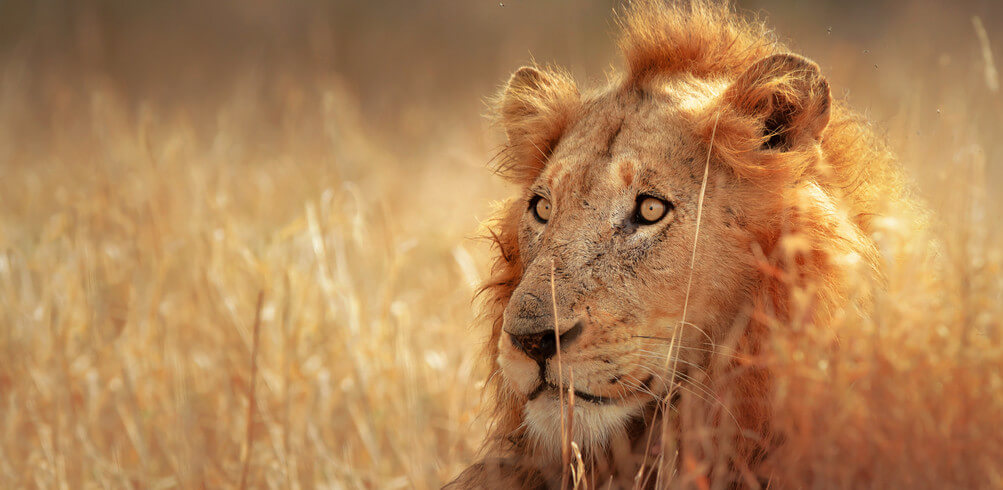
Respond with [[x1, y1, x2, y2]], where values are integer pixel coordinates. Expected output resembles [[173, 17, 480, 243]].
[[636, 195, 671, 224], [531, 196, 552, 223]]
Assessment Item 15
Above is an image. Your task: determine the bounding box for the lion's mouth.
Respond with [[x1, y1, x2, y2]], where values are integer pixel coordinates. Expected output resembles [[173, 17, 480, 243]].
[[526, 374, 655, 406], [527, 382, 617, 404]]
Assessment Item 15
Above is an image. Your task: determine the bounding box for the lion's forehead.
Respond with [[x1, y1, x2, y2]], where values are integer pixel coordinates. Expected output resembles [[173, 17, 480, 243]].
[[542, 89, 705, 206]]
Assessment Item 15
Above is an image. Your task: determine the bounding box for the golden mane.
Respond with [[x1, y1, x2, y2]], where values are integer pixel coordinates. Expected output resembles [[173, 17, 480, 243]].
[[469, 0, 918, 484], [619, 0, 778, 80]]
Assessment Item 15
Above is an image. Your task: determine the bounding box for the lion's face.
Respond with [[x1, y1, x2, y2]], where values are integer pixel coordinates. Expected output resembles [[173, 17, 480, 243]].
[[497, 80, 764, 456], [493, 50, 832, 458]]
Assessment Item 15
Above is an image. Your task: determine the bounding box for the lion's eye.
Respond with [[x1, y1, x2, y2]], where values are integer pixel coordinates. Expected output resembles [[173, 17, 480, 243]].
[[635, 195, 671, 224], [531, 196, 552, 223]]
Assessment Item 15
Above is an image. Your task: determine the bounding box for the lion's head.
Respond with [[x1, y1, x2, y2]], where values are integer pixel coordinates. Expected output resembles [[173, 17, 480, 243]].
[[463, 1, 909, 486]]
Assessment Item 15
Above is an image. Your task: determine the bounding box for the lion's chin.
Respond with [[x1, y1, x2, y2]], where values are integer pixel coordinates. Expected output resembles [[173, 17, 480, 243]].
[[523, 392, 644, 463]]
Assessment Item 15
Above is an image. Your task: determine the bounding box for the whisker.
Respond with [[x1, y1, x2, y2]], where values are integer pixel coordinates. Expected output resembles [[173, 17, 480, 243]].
[[634, 322, 715, 348], [633, 337, 744, 360], [618, 375, 661, 401], [633, 364, 729, 413], [634, 364, 744, 430], [631, 350, 711, 374]]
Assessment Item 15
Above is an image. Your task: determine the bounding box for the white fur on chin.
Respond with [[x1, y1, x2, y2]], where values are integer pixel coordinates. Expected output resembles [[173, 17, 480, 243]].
[[523, 392, 642, 463]]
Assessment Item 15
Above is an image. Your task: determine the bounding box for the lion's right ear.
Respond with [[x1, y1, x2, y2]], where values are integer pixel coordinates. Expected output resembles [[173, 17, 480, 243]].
[[699, 54, 831, 185], [496, 66, 580, 185]]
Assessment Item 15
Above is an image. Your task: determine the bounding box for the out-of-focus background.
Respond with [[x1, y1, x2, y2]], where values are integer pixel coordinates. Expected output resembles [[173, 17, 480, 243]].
[[0, 1, 1000, 488]]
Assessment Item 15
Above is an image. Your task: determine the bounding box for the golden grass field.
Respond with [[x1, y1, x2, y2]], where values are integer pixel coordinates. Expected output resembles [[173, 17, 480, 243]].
[[0, 1, 1001, 488]]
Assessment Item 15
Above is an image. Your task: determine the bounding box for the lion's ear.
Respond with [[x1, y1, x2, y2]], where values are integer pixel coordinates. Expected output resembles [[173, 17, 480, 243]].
[[497, 66, 580, 184], [724, 54, 830, 151]]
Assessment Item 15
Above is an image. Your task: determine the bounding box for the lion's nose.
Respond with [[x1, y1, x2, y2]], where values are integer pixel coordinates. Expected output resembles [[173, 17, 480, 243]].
[[509, 321, 584, 363]]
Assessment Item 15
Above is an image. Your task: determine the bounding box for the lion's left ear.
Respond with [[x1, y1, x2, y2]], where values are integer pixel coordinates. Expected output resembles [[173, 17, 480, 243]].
[[724, 54, 831, 151]]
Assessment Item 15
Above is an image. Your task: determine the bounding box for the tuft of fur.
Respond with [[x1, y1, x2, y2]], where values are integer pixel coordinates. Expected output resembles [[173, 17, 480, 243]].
[[618, 0, 778, 80]]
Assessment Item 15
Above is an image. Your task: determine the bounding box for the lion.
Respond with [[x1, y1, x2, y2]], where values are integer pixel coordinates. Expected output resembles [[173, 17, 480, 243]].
[[448, 1, 919, 488]]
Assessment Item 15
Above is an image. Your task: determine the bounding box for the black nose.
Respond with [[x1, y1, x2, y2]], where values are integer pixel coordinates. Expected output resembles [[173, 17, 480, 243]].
[[509, 321, 583, 363]]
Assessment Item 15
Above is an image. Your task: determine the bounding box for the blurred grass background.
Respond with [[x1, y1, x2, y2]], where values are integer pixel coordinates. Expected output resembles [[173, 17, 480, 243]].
[[0, 1, 1000, 488]]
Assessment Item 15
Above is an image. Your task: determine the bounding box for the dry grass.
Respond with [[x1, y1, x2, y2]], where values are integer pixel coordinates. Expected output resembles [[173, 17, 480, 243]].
[[758, 193, 1003, 487], [0, 76, 498, 487], [0, 1, 1001, 488]]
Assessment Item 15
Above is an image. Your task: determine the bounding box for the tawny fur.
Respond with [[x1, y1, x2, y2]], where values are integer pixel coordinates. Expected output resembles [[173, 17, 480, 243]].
[[449, 1, 920, 488]]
